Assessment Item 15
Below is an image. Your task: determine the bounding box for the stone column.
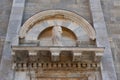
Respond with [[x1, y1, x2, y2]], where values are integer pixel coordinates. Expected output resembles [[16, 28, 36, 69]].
[[89, 0, 117, 80], [0, 0, 25, 80]]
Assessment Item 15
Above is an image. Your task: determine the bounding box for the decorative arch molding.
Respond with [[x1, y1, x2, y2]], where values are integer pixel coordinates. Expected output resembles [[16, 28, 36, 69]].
[[19, 10, 96, 40], [25, 19, 86, 41]]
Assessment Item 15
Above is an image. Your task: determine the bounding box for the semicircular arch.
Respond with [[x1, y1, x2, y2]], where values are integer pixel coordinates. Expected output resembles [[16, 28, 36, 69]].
[[19, 10, 96, 40]]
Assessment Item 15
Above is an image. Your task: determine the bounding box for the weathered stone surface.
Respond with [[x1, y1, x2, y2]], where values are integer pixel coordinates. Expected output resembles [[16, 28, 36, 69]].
[[23, 0, 92, 24], [14, 71, 30, 80], [89, 0, 117, 80], [0, 0, 120, 80], [0, 37, 5, 61], [0, 42, 13, 80], [0, 0, 13, 37], [0, 0, 25, 80]]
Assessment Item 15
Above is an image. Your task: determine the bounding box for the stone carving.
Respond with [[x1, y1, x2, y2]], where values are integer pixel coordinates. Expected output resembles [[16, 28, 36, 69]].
[[52, 25, 63, 46]]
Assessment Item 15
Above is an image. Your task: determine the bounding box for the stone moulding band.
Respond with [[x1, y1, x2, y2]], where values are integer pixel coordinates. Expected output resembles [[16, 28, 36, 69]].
[[13, 62, 99, 71], [12, 46, 104, 53]]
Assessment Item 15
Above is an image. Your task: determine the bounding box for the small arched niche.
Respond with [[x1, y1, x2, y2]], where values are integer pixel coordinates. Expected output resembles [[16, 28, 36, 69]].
[[38, 26, 77, 46]]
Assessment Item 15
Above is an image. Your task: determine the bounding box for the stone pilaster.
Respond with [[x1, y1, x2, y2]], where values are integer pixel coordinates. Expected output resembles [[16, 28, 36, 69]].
[[89, 0, 117, 80], [0, 0, 25, 80]]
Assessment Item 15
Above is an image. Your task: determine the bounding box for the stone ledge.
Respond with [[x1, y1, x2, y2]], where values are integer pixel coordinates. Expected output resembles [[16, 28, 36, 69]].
[[12, 46, 104, 52]]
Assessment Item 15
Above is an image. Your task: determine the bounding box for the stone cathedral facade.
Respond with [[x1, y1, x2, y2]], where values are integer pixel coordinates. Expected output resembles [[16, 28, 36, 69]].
[[0, 0, 120, 80]]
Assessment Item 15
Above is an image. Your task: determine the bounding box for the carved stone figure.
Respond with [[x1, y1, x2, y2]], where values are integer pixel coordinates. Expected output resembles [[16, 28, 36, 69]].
[[52, 25, 63, 46]]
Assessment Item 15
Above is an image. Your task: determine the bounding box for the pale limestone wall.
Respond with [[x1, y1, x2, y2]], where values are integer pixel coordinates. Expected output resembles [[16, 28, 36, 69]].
[[0, 0, 120, 79], [0, 0, 13, 37], [23, 0, 92, 24], [0, 0, 13, 61], [101, 0, 120, 79]]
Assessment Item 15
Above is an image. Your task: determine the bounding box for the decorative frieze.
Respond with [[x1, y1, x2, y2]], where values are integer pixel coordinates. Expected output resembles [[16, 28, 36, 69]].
[[12, 46, 104, 63], [13, 62, 100, 71]]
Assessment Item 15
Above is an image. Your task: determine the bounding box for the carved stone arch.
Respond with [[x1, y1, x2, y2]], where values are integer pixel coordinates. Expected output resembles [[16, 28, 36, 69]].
[[19, 10, 96, 40], [25, 19, 85, 41]]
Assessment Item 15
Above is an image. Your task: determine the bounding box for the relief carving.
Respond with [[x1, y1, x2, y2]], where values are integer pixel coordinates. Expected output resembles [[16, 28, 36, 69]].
[[52, 25, 63, 46]]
